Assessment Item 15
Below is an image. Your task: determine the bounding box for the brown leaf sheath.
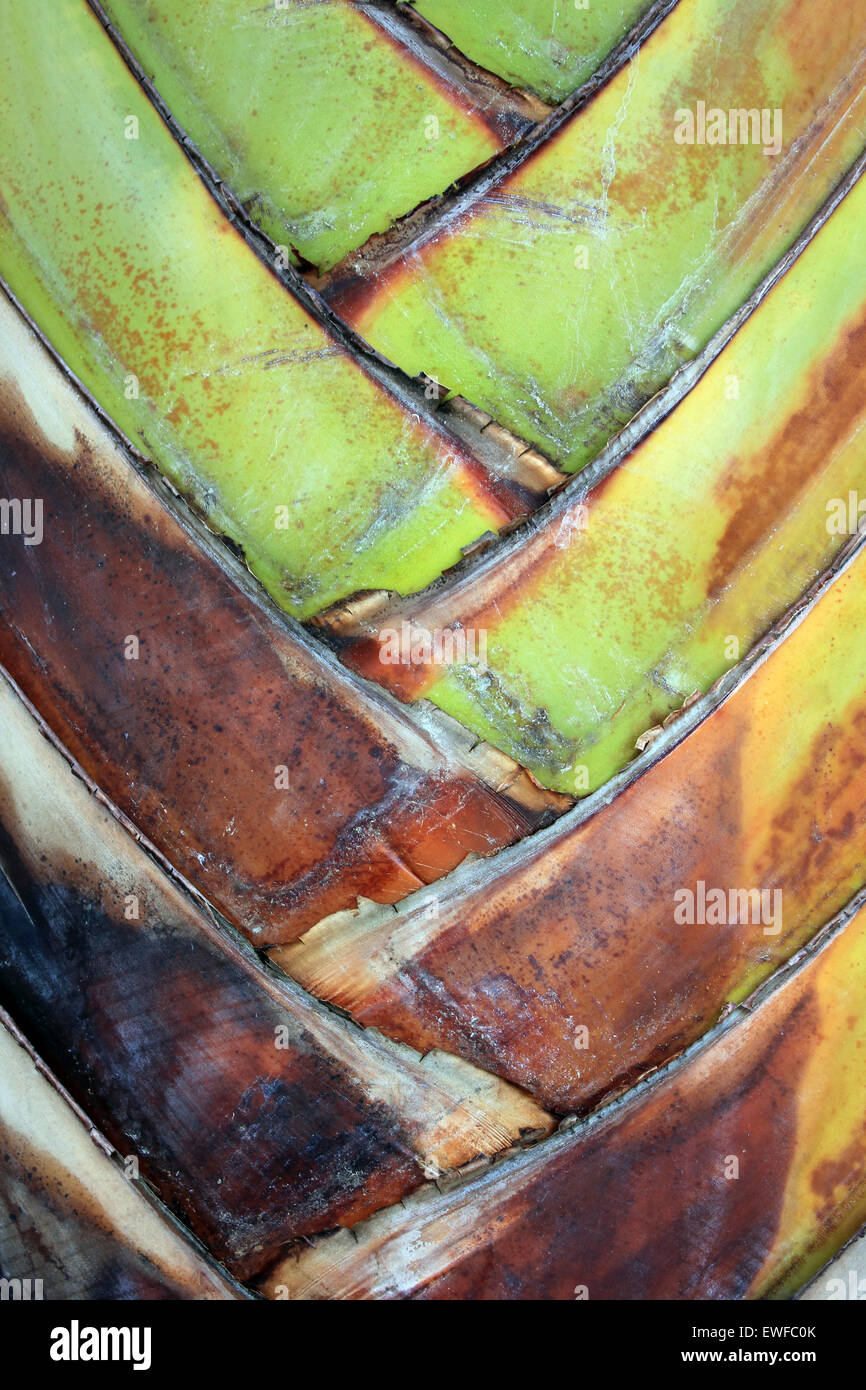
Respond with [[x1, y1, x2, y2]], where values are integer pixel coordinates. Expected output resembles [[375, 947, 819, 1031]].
[[266, 891, 866, 1300], [0, 673, 551, 1278], [0, 1002, 243, 1301], [0, 289, 545, 947], [282, 539, 866, 1113]]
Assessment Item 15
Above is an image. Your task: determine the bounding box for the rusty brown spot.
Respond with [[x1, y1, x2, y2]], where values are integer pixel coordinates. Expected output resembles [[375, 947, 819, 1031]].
[[412, 988, 821, 1299], [0, 380, 533, 945], [273, 926, 866, 1299], [295, 565, 866, 1113], [707, 308, 866, 596]]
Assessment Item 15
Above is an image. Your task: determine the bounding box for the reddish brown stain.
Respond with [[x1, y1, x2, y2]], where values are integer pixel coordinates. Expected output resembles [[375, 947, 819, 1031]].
[[810, 1125, 866, 1217], [707, 309, 866, 596], [757, 703, 866, 910], [411, 984, 823, 1299], [0, 383, 530, 944], [354, 717, 748, 1110], [775, 0, 863, 84], [346, 626, 866, 1113]]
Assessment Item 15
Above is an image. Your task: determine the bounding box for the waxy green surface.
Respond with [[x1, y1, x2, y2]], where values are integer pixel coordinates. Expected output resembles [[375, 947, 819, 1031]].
[[341, 0, 866, 472], [0, 0, 518, 620], [101, 0, 502, 273], [345, 169, 866, 794], [412, 0, 652, 101]]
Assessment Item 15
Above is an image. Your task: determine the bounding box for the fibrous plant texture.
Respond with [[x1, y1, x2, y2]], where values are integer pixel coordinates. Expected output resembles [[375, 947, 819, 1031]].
[[0, 0, 864, 1306]]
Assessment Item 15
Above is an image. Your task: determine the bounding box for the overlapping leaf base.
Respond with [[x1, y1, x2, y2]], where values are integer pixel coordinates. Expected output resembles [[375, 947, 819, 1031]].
[[1, 0, 864, 1301]]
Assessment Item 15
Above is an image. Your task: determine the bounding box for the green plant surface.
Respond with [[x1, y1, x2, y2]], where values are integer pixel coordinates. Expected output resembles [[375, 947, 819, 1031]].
[[336, 0, 866, 472], [412, 0, 653, 102], [0, 0, 522, 620], [0, 287, 536, 946], [344, 169, 866, 794], [101, 0, 503, 273], [285, 539, 866, 1118]]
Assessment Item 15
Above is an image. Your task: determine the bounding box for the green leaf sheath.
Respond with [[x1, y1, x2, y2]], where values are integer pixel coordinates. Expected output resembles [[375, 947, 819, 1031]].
[[412, 0, 654, 102], [0, 0, 520, 620], [100, 0, 503, 272], [345, 168, 866, 794], [334, 0, 866, 471]]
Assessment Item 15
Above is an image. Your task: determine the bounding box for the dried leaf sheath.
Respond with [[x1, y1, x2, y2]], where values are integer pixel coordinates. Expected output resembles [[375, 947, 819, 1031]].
[[0, 288, 541, 945], [341, 165, 866, 795], [331, 0, 866, 473], [0, 0, 862, 1307], [0, 1002, 242, 1301], [268, 891, 866, 1300], [283, 539, 866, 1113], [0, 0, 529, 620], [0, 671, 551, 1278]]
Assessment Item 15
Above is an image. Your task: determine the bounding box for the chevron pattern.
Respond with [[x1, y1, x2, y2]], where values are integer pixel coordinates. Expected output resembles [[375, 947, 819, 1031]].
[[1, 0, 865, 1302]]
